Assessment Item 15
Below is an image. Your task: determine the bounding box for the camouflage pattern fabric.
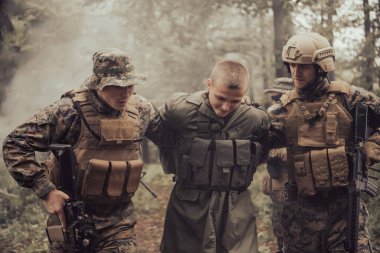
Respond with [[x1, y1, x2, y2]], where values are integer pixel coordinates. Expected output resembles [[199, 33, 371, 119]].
[[83, 48, 145, 90], [268, 79, 380, 253], [262, 148, 288, 253], [270, 190, 286, 253], [281, 196, 371, 253], [48, 206, 138, 253], [2, 89, 161, 252]]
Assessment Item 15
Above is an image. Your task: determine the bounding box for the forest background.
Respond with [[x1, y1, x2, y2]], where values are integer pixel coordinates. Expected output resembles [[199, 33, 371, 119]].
[[0, 0, 379, 252]]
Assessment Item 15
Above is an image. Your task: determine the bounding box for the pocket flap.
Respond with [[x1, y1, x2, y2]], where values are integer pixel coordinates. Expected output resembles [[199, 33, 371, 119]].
[[235, 140, 251, 166], [100, 119, 135, 142], [189, 137, 211, 167], [215, 140, 234, 167], [108, 161, 127, 197], [126, 159, 144, 193], [82, 159, 110, 196]]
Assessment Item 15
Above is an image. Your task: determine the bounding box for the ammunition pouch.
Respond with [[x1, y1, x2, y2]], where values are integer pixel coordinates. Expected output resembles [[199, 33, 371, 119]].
[[290, 146, 349, 196], [81, 159, 143, 203], [178, 138, 257, 191]]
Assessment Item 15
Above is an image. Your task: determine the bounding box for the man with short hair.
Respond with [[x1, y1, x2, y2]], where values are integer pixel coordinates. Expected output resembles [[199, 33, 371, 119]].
[[159, 60, 270, 253], [262, 77, 293, 253], [269, 32, 380, 252], [3, 48, 161, 252]]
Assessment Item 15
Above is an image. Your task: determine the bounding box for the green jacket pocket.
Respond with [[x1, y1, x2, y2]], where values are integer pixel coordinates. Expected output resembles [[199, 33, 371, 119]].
[[211, 140, 233, 188], [188, 137, 211, 186], [231, 140, 251, 188]]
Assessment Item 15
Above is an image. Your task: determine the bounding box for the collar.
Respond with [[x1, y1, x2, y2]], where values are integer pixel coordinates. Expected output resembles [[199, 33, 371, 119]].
[[297, 78, 329, 101], [89, 90, 122, 117]]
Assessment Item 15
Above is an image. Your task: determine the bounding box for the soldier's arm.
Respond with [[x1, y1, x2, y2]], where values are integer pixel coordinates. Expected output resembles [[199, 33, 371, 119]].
[[159, 92, 188, 128], [348, 85, 380, 165], [267, 101, 287, 148], [133, 95, 163, 146], [2, 97, 78, 199]]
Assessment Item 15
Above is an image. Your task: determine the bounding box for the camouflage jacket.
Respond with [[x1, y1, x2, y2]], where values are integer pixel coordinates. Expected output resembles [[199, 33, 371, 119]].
[[2, 89, 161, 199]]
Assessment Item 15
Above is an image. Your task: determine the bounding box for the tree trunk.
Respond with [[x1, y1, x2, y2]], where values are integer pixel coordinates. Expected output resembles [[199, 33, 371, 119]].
[[0, 0, 14, 46], [260, 12, 269, 91], [272, 0, 293, 78], [363, 0, 374, 90], [326, 0, 335, 80]]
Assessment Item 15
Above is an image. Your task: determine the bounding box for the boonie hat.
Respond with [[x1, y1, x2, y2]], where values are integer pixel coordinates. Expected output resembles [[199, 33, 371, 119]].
[[264, 77, 293, 93], [83, 48, 145, 90]]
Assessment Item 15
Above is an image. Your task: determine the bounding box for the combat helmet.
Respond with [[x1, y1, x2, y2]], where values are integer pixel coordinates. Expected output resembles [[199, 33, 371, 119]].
[[83, 48, 145, 90], [282, 32, 335, 73], [264, 77, 293, 94]]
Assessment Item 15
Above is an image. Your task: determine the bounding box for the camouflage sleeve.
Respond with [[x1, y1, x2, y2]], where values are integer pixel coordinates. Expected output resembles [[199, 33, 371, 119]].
[[2, 97, 79, 198], [267, 101, 287, 148], [348, 85, 380, 127], [348, 85, 380, 165], [134, 95, 162, 146]]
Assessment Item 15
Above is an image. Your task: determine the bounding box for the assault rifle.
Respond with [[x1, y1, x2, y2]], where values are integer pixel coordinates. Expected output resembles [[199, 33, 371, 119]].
[[46, 144, 94, 252], [346, 103, 378, 253]]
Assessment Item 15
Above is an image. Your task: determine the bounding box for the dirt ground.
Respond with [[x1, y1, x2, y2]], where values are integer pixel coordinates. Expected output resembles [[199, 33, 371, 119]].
[[133, 164, 278, 253]]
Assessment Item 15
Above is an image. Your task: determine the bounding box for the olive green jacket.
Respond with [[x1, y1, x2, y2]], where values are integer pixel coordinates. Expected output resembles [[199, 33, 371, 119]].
[[159, 91, 269, 253]]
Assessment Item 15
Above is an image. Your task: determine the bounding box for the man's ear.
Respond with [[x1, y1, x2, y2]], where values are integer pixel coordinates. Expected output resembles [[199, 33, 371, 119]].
[[207, 79, 212, 91]]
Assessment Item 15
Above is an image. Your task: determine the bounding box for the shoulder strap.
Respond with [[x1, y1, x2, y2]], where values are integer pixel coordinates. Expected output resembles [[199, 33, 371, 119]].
[[74, 100, 101, 140]]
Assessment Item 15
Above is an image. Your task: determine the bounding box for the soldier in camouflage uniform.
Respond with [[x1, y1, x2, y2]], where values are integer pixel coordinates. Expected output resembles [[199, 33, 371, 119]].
[[268, 32, 380, 253], [2, 48, 161, 253], [159, 60, 270, 253], [262, 77, 293, 253]]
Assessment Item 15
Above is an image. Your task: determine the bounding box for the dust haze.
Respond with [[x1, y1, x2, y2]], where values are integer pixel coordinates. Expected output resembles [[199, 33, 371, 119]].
[[0, 0, 162, 136]]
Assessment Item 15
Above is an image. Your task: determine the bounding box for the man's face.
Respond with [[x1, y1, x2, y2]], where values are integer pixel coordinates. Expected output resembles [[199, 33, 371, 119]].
[[207, 79, 246, 118], [289, 63, 317, 91], [97, 85, 134, 111]]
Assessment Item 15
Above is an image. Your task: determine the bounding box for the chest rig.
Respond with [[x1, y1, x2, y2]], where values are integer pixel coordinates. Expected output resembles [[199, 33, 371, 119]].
[[175, 95, 260, 192], [48, 89, 144, 204], [283, 81, 353, 196]]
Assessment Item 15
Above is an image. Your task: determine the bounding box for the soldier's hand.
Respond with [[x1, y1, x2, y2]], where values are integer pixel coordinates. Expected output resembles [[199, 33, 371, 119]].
[[43, 189, 70, 228]]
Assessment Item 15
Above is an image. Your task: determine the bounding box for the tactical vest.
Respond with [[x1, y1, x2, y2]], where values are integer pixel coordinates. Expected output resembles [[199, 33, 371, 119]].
[[168, 92, 263, 191], [282, 81, 353, 196], [48, 89, 143, 204]]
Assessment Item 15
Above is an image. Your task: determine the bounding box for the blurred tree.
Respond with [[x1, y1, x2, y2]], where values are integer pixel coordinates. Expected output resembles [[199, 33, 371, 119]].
[[0, 0, 15, 108], [0, 0, 46, 111], [350, 0, 378, 91], [362, 0, 375, 90], [272, 0, 294, 78]]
